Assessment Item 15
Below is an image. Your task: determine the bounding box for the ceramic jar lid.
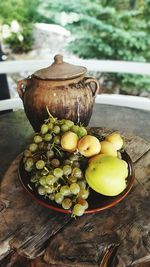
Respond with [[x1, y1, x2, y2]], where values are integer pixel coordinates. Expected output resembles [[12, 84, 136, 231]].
[[33, 54, 87, 80]]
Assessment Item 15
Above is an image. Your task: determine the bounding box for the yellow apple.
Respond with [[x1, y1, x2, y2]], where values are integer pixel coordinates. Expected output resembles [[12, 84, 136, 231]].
[[106, 132, 124, 150], [89, 153, 106, 163], [78, 135, 101, 157], [61, 131, 78, 152], [100, 140, 117, 157], [85, 155, 128, 196]]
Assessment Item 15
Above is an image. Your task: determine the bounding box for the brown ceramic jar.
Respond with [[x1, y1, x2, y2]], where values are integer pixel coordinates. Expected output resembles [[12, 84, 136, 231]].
[[17, 54, 100, 131]]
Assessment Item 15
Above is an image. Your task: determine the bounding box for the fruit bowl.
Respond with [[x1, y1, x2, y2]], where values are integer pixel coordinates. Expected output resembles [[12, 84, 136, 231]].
[[18, 151, 135, 214]]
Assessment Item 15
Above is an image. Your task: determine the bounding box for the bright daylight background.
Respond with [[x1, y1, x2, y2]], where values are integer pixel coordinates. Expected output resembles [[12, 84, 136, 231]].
[[0, 0, 150, 99]]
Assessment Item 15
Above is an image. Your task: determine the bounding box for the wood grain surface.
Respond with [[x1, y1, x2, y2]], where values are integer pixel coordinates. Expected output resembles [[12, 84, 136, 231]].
[[0, 128, 150, 267]]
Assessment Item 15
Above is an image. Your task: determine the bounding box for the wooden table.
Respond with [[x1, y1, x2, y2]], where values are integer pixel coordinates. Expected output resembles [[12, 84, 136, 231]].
[[0, 106, 150, 267]]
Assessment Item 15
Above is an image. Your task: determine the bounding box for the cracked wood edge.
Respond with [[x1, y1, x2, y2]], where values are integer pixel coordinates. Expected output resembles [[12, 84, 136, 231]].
[[0, 155, 72, 261], [43, 151, 150, 266]]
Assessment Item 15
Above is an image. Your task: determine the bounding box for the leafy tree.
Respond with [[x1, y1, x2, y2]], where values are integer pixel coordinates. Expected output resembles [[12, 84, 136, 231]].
[[0, 0, 39, 24], [0, 0, 150, 92], [38, 0, 150, 92]]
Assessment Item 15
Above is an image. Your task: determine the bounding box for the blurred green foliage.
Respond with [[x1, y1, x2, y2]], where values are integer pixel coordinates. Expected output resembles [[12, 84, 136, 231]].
[[0, 0, 150, 92], [4, 26, 33, 53], [38, 0, 150, 92], [0, 0, 40, 24], [0, 0, 49, 52]]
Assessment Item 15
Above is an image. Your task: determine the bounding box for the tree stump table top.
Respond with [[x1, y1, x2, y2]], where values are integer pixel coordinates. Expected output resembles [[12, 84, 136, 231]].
[[0, 109, 150, 267]]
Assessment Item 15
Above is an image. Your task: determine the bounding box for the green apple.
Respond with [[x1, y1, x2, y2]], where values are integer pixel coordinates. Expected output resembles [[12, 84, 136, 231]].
[[85, 155, 128, 196]]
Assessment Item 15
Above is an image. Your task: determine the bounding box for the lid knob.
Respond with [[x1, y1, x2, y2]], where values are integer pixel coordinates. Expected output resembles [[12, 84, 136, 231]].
[[54, 54, 63, 64], [33, 54, 87, 80]]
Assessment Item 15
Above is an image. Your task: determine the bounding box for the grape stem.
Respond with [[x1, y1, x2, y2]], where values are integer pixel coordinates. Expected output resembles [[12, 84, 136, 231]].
[[46, 106, 56, 121], [43, 166, 50, 172], [51, 142, 62, 157]]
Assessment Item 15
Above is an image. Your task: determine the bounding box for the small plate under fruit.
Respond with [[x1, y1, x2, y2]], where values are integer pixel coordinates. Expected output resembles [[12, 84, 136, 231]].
[[18, 151, 135, 214]]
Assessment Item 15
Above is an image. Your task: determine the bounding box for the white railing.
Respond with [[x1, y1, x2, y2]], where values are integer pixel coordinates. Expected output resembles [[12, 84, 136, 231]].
[[95, 94, 150, 111], [1, 58, 150, 75], [1, 94, 149, 112], [0, 58, 150, 112], [0, 98, 23, 111]]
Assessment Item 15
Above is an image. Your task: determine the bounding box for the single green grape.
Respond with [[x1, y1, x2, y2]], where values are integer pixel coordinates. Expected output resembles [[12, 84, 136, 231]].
[[51, 158, 60, 167], [59, 119, 65, 125], [53, 136, 61, 144], [78, 188, 89, 199], [25, 157, 34, 169], [38, 186, 46, 195], [54, 192, 64, 204], [24, 164, 32, 172], [72, 161, 80, 168], [68, 176, 77, 183], [78, 198, 89, 210], [69, 154, 79, 162], [72, 167, 83, 178], [45, 186, 53, 194], [48, 122, 54, 131], [78, 126, 87, 137], [60, 185, 70, 196], [24, 149, 32, 157], [53, 125, 60, 134], [70, 183, 80, 195], [46, 174, 57, 185], [49, 194, 55, 200], [63, 165, 72, 176], [62, 198, 72, 209], [41, 124, 49, 134], [39, 176, 47, 186], [72, 203, 85, 216], [29, 143, 38, 152], [47, 150, 54, 159], [38, 142, 45, 150], [71, 125, 79, 134], [35, 160, 45, 170], [44, 133, 52, 142], [64, 120, 74, 128], [34, 135, 43, 143], [61, 124, 69, 132], [53, 168, 63, 178], [43, 143, 48, 151], [77, 180, 86, 190], [63, 159, 72, 165]]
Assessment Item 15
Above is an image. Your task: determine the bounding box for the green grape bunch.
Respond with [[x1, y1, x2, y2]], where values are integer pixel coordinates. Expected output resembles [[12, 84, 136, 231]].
[[22, 111, 90, 217]]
